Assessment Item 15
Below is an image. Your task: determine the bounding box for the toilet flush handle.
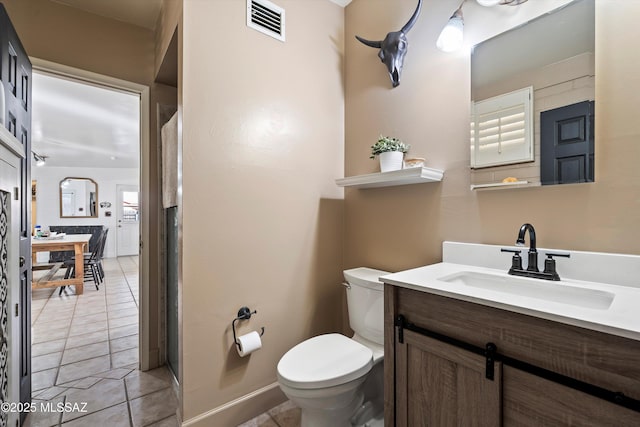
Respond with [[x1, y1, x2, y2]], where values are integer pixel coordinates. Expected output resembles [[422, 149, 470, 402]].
[[341, 282, 351, 289]]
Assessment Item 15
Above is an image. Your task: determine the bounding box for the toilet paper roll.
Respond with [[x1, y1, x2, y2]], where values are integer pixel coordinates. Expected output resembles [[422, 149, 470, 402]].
[[236, 331, 262, 357]]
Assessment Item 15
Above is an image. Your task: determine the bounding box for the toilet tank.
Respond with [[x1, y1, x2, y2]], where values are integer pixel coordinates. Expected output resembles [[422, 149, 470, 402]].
[[343, 267, 389, 346]]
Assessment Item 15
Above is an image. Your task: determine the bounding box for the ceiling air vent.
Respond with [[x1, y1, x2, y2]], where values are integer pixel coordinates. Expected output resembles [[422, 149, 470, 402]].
[[247, 0, 285, 42]]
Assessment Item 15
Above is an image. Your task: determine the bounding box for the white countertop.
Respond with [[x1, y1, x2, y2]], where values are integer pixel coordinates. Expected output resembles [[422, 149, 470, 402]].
[[380, 244, 640, 342]]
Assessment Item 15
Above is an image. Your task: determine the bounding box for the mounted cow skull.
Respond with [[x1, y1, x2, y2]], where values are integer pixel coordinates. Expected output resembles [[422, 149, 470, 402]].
[[355, 0, 423, 88]]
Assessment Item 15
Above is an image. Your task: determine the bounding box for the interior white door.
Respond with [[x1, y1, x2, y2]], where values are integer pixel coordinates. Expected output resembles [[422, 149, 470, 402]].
[[0, 144, 23, 427], [116, 184, 140, 256]]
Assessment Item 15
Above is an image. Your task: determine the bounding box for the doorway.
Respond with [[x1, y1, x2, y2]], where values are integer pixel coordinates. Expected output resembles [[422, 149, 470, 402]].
[[28, 57, 156, 401]]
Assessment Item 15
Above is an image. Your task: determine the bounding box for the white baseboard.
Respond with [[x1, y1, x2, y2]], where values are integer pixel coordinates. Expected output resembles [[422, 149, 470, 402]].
[[182, 382, 286, 427]]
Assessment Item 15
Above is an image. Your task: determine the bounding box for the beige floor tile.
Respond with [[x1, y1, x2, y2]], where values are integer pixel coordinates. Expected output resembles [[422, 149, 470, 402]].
[[34, 312, 74, 324], [237, 413, 280, 427], [72, 311, 107, 324], [23, 395, 64, 427], [96, 368, 134, 380], [32, 368, 58, 391], [108, 302, 138, 313], [32, 339, 66, 357], [75, 293, 105, 302], [33, 316, 73, 329], [268, 400, 301, 427], [105, 284, 131, 291], [74, 302, 106, 310], [36, 306, 74, 315], [110, 334, 138, 353], [147, 415, 180, 427], [73, 305, 107, 317], [32, 352, 62, 373], [32, 327, 69, 344], [31, 319, 71, 337], [62, 402, 131, 426], [109, 315, 138, 329], [109, 324, 138, 340], [65, 330, 109, 349], [144, 366, 175, 384], [112, 348, 138, 368], [62, 379, 127, 422], [74, 297, 106, 307], [107, 294, 135, 303], [62, 341, 110, 365], [129, 388, 178, 427], [68, 319, 108, 337], [33, 386, 67, 400], [56, 355, 111, 384], [109, 307, 139, 319], [124, 370, 171, 400], [76, 291, 104, 300], [67, 376, 102, 389]]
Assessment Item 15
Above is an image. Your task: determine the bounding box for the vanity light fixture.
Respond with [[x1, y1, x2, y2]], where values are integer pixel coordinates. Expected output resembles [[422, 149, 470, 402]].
[[438, 0, 529, 53], [32, 151, 47, 167], [436, 3, 464, 53]]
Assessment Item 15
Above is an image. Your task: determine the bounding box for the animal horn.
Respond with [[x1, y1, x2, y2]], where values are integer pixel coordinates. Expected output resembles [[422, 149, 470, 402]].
[[401, 0, 423, 34], [355, 35, 382, 49]]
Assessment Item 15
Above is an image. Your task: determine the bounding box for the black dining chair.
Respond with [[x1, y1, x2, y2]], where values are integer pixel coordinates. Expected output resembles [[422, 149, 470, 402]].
[[93, 228, 109, 282], [60, 227, 107, 294]]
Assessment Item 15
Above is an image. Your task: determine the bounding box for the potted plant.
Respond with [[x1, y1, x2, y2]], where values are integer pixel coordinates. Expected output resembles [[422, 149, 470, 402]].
[[370, 135, 410, 172]]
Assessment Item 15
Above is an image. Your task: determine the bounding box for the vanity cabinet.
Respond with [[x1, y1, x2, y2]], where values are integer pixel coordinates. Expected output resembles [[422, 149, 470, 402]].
[[384, 285, 640, 426]]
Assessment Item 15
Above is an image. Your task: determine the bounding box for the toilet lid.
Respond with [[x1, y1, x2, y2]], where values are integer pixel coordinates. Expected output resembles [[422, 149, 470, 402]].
[[277, 334, 373, 389]]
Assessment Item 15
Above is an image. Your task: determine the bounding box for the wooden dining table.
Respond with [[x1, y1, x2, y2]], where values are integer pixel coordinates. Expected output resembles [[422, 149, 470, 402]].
[[31, 233, 92, 295]]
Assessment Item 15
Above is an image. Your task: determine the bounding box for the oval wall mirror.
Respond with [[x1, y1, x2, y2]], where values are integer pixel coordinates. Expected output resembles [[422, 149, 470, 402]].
[[59, 177, 98, 218]]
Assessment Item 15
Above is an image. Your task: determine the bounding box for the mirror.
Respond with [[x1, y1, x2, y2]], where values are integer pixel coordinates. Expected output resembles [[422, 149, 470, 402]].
[[470, 0, 595, 187], [59, 177, 98, 218]]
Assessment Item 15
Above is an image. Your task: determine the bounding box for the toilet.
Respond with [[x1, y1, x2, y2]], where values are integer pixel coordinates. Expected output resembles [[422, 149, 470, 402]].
[[276, 267, 388, 427]]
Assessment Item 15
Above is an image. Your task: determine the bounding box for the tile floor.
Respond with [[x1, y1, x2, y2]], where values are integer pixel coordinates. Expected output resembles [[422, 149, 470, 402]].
[[237, 401, 301, 427], [26, 256, 179, 427]]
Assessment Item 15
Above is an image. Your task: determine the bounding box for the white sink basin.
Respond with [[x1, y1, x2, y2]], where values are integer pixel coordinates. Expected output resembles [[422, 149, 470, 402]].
[[438, 271, 615, 310]]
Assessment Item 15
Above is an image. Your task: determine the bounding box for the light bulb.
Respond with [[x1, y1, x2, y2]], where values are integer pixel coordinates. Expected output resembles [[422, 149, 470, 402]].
[[436, 15, 464, 52], [36, 158, 45, 166]]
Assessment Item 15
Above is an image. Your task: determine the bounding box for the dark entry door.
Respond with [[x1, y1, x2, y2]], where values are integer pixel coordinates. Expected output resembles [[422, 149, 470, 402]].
[[0, 4, 32, 416], [540, 100, 594, 185]]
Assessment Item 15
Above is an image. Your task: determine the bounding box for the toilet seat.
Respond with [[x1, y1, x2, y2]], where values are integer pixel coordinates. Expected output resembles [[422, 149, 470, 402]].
[[277, 334, 373, 390]]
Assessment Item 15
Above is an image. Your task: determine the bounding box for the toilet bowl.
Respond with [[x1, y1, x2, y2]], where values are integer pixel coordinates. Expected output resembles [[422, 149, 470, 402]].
[[276, 268, 388, 427]]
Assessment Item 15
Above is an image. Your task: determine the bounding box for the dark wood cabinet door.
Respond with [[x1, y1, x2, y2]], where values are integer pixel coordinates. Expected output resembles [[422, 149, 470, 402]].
[[540, 100, 594, 185], [395, 329, 501, 427]]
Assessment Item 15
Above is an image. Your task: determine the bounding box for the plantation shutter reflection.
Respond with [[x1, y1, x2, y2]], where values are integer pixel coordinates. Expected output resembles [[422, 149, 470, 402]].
[[471, 87, 534, 168]]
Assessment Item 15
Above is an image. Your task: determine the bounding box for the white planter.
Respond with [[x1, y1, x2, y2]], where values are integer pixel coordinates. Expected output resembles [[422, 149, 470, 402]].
[[379, 151, 404, 172]]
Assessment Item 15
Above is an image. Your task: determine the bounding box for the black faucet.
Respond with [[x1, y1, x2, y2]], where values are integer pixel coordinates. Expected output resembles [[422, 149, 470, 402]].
[[501, 223, 570, 281], [516, 223, 538, 272]]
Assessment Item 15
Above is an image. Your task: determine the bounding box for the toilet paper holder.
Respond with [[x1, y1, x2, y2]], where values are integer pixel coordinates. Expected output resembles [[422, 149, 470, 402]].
[[232, 306, 265, 349]]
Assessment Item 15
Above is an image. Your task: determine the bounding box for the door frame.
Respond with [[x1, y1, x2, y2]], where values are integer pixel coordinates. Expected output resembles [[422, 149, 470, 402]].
[[29, 58, 155, 370]]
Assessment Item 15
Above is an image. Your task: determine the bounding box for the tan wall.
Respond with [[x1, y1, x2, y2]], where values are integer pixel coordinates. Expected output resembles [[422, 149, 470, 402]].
[[181, 0, 345, 423], [155, 0, 182, 78], [3, 0, 165, 369], [344, 0, 640, 274], [2, 0, 154, 86]]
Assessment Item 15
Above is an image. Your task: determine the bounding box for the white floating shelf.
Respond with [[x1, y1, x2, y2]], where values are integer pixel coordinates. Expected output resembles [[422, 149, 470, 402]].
[[336, 167, 444, 189], [470, 180, 530, 191]]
